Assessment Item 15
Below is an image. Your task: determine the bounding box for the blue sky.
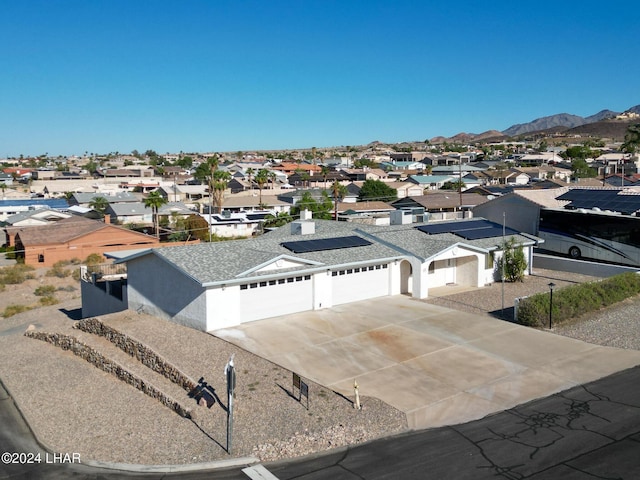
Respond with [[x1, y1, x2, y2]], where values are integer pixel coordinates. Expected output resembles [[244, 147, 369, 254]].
[[1, 0, 638, 157]]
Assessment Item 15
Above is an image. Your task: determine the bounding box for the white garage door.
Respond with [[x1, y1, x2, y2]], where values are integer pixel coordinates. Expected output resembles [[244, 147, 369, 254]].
[[331, 264, 390, 305], [239, 274, 313, 323]]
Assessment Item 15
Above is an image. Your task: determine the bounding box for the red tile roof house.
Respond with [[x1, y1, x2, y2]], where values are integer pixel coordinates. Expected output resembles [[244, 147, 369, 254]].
[[13, 216, 160, 266]]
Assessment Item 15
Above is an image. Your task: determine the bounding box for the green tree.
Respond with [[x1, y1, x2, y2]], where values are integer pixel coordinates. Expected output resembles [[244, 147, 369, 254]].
[[292, 192, 333, 220], [88, 196, 109, 217], [263, 211, 293, 228], [571, 158, 597, 179], [184, 214, 210, 241], [499, 238, 527, 282], [143, 190, 168, 239], [441, 180, 465, 191], [621, 124, 640, 155], [358, 179, 397, 202]]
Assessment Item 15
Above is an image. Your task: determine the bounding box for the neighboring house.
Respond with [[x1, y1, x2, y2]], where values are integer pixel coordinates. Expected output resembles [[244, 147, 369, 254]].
[[0, 172, 14, 186], [472, 188, 572, 235], [106, 202, 153, 225], [85, 212, 538, 331], [68, 191, 140, 207], [407, 175, 457, 190], [388, 181, 424, 198], [391, 193, 490, 221], [380, 161, 425, 171], [13, 216, 159, 266], [3, 208, 72, 246], [221, 195, 291, 214], [204, 212, 267, 238]]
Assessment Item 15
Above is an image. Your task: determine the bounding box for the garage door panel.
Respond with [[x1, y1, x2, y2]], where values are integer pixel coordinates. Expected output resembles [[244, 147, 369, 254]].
[[332, 266, 390, 305], [240, 277, 312, 322]]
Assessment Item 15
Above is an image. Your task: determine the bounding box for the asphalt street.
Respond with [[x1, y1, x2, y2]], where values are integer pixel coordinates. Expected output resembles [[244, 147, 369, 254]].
[[2, 366, 640, 479]]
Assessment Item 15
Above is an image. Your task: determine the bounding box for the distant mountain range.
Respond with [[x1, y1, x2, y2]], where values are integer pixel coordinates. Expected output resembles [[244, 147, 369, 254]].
[[429, 104, 640, 144]]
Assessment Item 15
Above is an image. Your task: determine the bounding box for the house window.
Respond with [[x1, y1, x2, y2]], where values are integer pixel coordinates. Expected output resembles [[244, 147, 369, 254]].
[[38, 254, 44, 263], [287, 277, 294, 283], [346, 269, 353, 274], [240, 284, 248, 290], [304, 275, 311, 280], [269, 280, 276, 286], [375, 265, 381, 270], [295, 276, 303, 282], [332, 271, 338, 277], [383, 264, 388, 269], [486, 253, 494, 269], [260, 281, 267, 287], [428, 262, 435, 273], [278, 279, 285, 284], [339, 270, 345, 275], [250, 283, 258, 289]]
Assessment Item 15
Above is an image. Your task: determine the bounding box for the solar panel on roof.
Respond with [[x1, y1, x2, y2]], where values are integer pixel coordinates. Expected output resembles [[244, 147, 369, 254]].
[[281, 235, 372, 253], [416, 219, 490, 235], [416, 219, 518, 240], [457, 226, 518, 240]]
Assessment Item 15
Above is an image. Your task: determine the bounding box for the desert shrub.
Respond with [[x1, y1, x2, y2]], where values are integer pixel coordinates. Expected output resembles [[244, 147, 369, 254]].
[[4, 246, 16, 259], [0, 264, 35, 284], [2, 304, 33, 318], [34, 285, 56, 296], [57, 285, 77, 292], [39, 296, 59, 306], [71, 269, 81, 281], [84, 253, 104, 265], [518, 272, 640, 328], [46, 261, 71, 278], [498, 238, 527, 282]]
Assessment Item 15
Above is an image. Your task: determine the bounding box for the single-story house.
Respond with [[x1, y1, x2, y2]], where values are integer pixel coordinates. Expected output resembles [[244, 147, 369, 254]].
[[83, 212, 540, 331], [14, 216, 159, 266]]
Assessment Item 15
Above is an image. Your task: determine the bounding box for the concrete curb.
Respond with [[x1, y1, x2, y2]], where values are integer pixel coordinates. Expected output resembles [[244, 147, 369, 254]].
[[0, 375, 260, 473], [81, 456, 260, 473]]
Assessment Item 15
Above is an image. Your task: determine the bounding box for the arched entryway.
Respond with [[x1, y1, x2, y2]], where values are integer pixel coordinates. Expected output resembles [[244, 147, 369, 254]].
[[400, 259, 413, 294]]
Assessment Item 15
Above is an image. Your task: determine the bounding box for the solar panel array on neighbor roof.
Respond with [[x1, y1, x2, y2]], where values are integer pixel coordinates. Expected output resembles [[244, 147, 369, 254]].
[[416, 219, 518, 240], [556, 189, 640, 215], [281, 235, 372, 254]]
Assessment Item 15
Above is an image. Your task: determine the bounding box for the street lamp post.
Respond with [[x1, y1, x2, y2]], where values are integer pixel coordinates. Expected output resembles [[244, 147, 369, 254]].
[[548, 282, 556, 329]]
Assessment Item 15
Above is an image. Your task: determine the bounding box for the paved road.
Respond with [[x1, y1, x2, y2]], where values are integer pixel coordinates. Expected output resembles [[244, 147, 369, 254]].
[[2, 366, 640, 479]]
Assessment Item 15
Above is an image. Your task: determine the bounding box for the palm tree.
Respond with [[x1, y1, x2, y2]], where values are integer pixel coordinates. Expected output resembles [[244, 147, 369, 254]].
[[88, 196, 109, 219], [0, 182, 6, 199], [246, 167, 255, 192], [331, 181, 347, 221], [268, 171, 277, 190], [144, 190, 168, 239], [321, 166, 330, 189], [212, 170, 232, 214], [255, 169, 269, 205]]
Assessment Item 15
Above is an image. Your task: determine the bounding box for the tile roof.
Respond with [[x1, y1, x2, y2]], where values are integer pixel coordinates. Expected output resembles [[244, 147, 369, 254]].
[[15, 216, 107, 245]]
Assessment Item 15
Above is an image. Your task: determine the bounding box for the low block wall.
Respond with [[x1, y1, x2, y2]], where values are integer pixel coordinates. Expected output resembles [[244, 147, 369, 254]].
[[25, 330, 191, 418], [73, 318, 198, 393]]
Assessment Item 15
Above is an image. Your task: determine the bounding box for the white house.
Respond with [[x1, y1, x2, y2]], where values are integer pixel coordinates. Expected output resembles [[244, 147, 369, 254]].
[[84, 212, 539, 332]]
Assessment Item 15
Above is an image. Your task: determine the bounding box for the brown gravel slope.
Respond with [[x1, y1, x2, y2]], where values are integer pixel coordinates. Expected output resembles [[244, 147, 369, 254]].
[[0, 295, 406, 465]]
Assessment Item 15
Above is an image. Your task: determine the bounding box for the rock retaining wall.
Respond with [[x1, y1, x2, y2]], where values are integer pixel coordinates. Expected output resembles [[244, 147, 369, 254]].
[[73, 318, 197, 393], [24, 330, 191, 418]]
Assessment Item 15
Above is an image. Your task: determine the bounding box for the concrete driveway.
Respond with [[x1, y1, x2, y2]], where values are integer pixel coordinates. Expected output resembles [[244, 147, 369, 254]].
[[212, 295, 640, 429]]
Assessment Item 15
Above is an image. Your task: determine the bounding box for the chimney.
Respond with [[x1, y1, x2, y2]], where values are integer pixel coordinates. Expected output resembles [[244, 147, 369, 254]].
[[103, 215, 111, 224]]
